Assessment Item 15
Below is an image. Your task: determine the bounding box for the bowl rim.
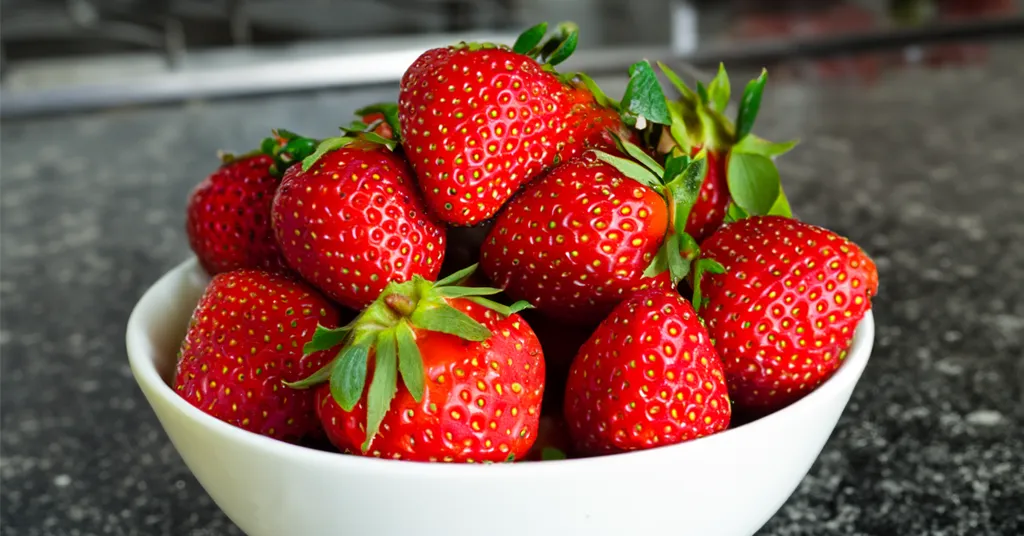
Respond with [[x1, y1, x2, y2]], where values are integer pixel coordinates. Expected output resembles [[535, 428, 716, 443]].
[[127, 256, 875, 477]]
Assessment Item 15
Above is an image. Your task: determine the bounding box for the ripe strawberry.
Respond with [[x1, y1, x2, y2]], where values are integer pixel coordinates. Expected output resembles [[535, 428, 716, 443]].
[[563, 288, 731, 455], [271, 135, 446, 310], [695, 215, 879, 416], [185, 132, 318, 275], [481, 133, 726, 326], [289, 265, 545, 462], [398, 22, 633, 226], [174, 269, 342, 443], [657, 63, 798, 242], [481, 154, 672, 326]]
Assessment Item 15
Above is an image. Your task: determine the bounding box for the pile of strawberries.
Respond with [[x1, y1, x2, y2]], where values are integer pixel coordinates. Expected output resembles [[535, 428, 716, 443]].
[[175, 22, 878, 463]]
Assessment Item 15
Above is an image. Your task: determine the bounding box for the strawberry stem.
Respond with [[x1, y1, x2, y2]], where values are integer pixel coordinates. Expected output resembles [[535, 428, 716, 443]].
[[384, 294, 416, 317]]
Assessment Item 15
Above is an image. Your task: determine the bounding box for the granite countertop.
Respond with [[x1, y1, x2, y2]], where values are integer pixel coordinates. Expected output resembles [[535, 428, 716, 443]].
[[2, 41, 1023, 535]]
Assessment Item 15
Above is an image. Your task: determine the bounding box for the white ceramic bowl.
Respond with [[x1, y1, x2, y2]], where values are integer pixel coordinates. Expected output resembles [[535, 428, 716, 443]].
[[127, 257, 875, 536]]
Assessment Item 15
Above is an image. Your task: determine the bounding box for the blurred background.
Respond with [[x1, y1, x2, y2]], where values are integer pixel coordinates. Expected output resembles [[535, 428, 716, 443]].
[[3, 1, 1023, 535], [2, 0, 1022, 116]]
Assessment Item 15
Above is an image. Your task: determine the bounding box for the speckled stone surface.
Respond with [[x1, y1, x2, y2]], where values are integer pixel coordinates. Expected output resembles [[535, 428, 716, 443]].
[[3, 42, 1024, 535]]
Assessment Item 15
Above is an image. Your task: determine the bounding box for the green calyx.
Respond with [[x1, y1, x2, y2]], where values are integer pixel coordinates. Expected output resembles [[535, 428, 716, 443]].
[[657, 62, 797, 221], [300, 106, 402, 171], [591, 136, 707, 288], [619, 59, 672, 130], [590, 136, 730, 312], [512, 21, 579, 67], [215, 129, 318, 177], [285, 264, 532, 452], [345, 102, 402, 145]]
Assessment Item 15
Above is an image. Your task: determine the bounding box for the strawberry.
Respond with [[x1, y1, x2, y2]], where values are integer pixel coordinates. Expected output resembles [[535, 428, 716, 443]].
[[481, 152, 673, 326], [563, 288, 731, 455], [173, 269, 342, 443], [288, 265, 545, 462], [656, 63, 798, 242], [185, 131, 318, 275], [695, 215, 879, 416], [481, 124, 740, 326], [271, 135, 446, 311], [398, 22, 636, 226]]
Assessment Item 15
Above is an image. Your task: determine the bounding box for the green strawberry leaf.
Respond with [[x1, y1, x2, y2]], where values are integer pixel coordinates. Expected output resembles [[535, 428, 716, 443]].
[[540, 22, 579, 66], [572, 72, 620, 109], [678, 232, 700, 260], [410, 302, 492, 342], [302, 324, 352, 355], [330, 343, 370, 412], [725, 202, 749, 223], [506, 453, 516, 463], [662, 152, 690, 184], [666, 101, 691, 150], [302, 136, 355, 171], [362, 332, 399, 452], [726, 152, 780, 216], [619, 139, 665, 177], [622, 60, 672, 127], [657, 61, 698, 103], [732, 133, 798, 158], [513, 22, 548, 55], [395, 321, 425, 402], [274, 128, 301, 140], [259, 137, 278, 156], [735, 69, 767, 141], [467, 297, 533, 317], [354, 102, 400, 131], [666, 152, 708, 230], [665, 235, 688, 287], [541, 447, 568, 461], [696, 81, 709, 105], [692, 258, 726, 312], [707, 63, 731, 114], [592, 150, 662, 191], [768, 187, 793, 218], [360, 132, 397, 151], [435, 264, 479, 287], [282, 358, 334, 390], [643, 242, 670, 279], [435, 286, 504, 299], [695, 103, 734, 150]]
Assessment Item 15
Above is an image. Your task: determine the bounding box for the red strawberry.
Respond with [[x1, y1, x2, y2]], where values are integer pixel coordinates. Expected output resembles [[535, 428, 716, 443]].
[[289, 265, 545, 462], [481, 153, 673, 326], [563, 288, 731, 455], [271, 136, 446, 310], [480, 126, 735, 326], [185, 132, 318, 275], [695, 215, 879, 416], [657, 63, 798, 242], [174, 269, 342, 443], [398, 22, 632, 226]]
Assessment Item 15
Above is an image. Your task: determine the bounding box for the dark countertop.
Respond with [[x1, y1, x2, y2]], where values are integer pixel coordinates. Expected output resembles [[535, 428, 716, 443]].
[[2, 41, 1023, 535]]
